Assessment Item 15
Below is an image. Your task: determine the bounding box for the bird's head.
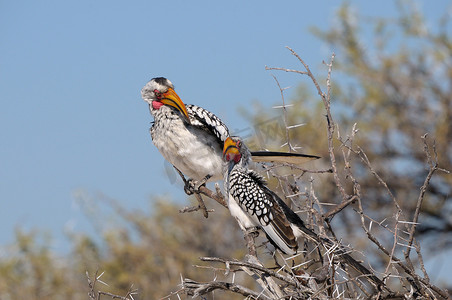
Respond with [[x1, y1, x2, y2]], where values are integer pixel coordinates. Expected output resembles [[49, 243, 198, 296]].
[[223, 137, 242, 164], [141, 77, 190, 123], [223, 136, 251, 171]]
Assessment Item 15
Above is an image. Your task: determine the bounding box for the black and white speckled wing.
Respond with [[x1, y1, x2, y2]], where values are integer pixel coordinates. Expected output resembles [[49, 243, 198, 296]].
[[228, 169, 298, 254], [187, 104, 229, 144], [225, 158, 385, 286]]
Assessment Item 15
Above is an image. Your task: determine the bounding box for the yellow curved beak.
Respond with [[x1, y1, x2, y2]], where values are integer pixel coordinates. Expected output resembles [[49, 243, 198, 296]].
[[223, 137, 239, 158], [161, 88, 191, 124]]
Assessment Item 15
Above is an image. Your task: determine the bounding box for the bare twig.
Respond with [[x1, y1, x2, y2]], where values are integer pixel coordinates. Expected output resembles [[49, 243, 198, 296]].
[[241, 255, 285, 299], [199, 184, 228, 208], [265, 66, 309, 75], [404, 134, 438, 259], [323, 195, 357, 220], [270, 74, 295, 152], [287, 48, 348, 202], [179, 205, 215, 214], [243, 228, 258, 257], [183, 278, 272, 300], [199, 257, 300, 287], [87, 271, 137, 300]]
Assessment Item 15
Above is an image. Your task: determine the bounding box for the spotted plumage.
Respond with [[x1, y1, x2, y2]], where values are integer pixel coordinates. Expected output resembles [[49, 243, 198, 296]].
[[223, 136, 384, 287], [188, 104, 229, 144], [228, 170, 273, 225], [223, 137, 299, 254]]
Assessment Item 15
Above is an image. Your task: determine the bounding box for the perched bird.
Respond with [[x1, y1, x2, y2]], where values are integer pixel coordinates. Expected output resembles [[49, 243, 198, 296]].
[[141, 77, 229, 185], [223, 136, 315, 254], [141, 77, 319, 189], [223, 136, 383, 286]]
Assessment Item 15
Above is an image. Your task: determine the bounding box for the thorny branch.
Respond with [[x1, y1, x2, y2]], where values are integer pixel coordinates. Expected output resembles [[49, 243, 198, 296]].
[[198, 184, 228, 208], [270, 74, 295, 152], [405, 134, 439, 258], [268, 48, 348, 202], [199, 256, 300, 287], [338, 126, 449, 298], [183, 278, 273, 300], [87, 271, 137, 300], [164, 49, 449, 299]]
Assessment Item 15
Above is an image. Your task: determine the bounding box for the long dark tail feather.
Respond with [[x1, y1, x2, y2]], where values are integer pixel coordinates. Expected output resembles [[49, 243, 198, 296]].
[[269, 216, 298, 253], [250, 151, 320, 165], [267, 188, 384, 288]]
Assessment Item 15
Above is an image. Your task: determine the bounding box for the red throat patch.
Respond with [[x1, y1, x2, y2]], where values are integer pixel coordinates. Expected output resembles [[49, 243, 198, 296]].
[[227, 153, 241, 164], [152, 101, 164, 110]]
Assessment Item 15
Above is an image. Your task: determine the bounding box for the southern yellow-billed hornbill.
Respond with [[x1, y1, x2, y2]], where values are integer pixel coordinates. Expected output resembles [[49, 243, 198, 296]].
[[223, 136, 383, 287], [141, 77, 228, 187], [141, 77, 320, 192]]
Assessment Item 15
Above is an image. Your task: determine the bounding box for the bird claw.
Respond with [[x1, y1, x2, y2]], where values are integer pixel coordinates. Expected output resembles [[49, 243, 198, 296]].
[[243, 227, 260, 257], [183, 175, 212, 195], [183, 179, 196, 195], [195, 174, 212, 190], [245, 227, 260, 238], [183, 174, 212, 195]]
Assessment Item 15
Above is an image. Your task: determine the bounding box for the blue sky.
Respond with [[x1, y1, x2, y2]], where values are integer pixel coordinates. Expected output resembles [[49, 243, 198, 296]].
[[1, 0, 450, 282]]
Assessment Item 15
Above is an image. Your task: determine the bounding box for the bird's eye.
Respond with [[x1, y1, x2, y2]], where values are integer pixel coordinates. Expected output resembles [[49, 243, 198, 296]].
[[236, 140, 241, 148], [154, 89, 162, 100]]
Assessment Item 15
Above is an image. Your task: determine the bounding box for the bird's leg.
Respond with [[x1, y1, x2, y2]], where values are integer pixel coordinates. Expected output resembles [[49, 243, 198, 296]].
[[245, 227, 260, 238], [172, 166, 196, 195], [184, 174, 212, 195], [183, 179, 196, 195], [178, 172, 212, 196], [192, 174, 212, 192], [189, 174, 213, 219], [173, 166, 209, 218], [243, 227, 260, 257], [172, 166, 227, 210], [183, 173, 212, 197]]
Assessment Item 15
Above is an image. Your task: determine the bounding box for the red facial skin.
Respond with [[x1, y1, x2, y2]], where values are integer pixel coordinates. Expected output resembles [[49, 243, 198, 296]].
[[152, 101, 164, 109], [226, 150, 241, 164], [233, 141, 242, 163], [152, 89, 164, 110]]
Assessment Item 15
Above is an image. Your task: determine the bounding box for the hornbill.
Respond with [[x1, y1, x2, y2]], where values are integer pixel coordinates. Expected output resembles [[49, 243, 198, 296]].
[[141, 77, 320, 190], [223, 136, 384, 287]]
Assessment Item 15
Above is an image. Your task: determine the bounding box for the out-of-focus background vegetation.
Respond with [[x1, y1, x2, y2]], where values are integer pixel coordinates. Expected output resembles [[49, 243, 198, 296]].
[[251, 2, 452, 256], [1, 1, 451, 299]]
